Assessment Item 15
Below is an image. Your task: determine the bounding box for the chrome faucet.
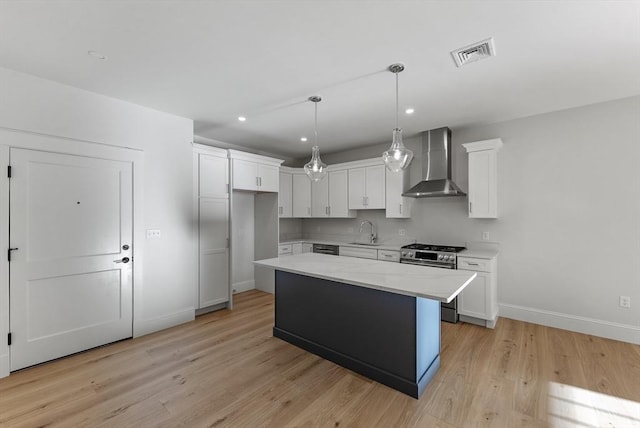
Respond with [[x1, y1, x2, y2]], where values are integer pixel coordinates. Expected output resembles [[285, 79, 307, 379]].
[[359, 220, 377, 244]]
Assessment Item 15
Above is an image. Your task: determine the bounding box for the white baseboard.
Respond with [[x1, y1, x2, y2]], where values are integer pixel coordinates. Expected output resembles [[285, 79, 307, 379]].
[[233, 280, 255, 294], [0, 353, 8, 379], [499, 303, 640, 345], [133, 307, 195, 338]]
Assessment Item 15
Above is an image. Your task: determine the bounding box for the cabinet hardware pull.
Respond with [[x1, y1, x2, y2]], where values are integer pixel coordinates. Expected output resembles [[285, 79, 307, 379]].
[[469, 202, 472, 213], [467, 262, 479, 266], [399, 203, 402, 214]]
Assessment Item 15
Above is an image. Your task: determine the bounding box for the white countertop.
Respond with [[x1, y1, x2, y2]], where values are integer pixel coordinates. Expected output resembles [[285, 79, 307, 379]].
[[460, 247, 499, 259], [254, 253, 476, 303], [280, 239, 499, 259]]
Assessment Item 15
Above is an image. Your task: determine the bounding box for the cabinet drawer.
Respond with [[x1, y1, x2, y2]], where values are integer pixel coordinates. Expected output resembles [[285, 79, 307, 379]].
[[377, 250, 400, 262], [339, 246, 378, 260], [278, 244, 293, 255], [457, 257, 491, 272]]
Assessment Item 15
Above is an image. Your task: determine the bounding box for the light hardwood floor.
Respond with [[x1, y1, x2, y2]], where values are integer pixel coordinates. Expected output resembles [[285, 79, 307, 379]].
[[1, 290, 639, 427]]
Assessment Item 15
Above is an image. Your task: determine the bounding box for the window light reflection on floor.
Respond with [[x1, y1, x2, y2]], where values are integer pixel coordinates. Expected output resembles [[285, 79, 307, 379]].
[[548, 381, 640, 427]]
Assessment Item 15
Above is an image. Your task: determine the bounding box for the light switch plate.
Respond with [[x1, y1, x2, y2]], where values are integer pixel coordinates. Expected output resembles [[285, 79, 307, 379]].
[[146, 229, 161, 239]]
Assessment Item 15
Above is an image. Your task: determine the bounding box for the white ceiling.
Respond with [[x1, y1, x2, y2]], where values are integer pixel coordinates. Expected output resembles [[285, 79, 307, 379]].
[[1, 1, 639, 158]]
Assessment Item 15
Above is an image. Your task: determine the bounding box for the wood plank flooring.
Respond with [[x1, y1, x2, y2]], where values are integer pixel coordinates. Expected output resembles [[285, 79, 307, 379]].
[[1, 290, 639, 427]]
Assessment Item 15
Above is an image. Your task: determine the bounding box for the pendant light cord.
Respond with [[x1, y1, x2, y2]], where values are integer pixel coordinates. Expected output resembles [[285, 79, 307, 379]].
[[395, 72, 399, 129], [314, 101, 319, 146]]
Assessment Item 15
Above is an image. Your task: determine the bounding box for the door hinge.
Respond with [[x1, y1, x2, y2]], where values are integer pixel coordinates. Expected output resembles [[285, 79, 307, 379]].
[[7, 165, 11, 178], [8, 247, 18, 262], [7, 333, 11, 346]]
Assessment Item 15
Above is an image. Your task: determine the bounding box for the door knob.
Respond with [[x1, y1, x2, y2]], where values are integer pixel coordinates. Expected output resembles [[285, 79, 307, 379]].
[[114, 257, 130, 264]]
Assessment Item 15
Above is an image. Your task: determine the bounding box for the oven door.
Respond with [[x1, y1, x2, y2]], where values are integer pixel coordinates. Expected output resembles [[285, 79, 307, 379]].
[[400, 259, 455, 269]]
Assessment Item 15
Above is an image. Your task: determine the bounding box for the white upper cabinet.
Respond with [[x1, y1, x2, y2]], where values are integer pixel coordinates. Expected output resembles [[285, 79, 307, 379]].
[[258, 164, 279, 192], [385, 168, 412, 218], [328, 170, 356, 218], [292, 172, 311, 217], [229, 150, 283, 192], [278, 170, 293, 218], [311, 175, 329, 217], [348, 162, 386, 210], [462, 139, 503, 219]]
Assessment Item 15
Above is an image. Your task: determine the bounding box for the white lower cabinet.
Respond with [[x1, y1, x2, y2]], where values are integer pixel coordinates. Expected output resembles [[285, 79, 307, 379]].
[[302, 243, 313, 253], [377, 250, 400, 262], [292, 243, 303, 254], [339, 246, 378, 260], [457, 256, 498, 328]]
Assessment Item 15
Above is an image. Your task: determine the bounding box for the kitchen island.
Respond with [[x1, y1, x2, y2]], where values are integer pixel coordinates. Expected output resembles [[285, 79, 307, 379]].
[[254, 253, 476, 398]]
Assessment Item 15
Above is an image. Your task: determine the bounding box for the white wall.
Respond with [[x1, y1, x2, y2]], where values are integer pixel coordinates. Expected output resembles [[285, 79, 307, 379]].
[[0, 67, 196, 341], [231, 192, 255, 293], [301, 96, 640, 343]]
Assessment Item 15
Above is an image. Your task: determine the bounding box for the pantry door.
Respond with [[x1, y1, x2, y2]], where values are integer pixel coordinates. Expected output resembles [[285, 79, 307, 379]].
[[9, 148, 133, 371]]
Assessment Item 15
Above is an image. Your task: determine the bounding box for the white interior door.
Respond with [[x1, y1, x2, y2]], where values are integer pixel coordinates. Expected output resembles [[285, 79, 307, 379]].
[[9, 148, 133, 371]]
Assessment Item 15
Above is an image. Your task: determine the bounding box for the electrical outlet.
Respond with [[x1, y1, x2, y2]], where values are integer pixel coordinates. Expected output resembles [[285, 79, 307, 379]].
[[146, 229, 161, 239], [399, 229, 406, 236], [482, 231, 490, 241], [619, 296, 631, 308], [316, 226, 321, 232]]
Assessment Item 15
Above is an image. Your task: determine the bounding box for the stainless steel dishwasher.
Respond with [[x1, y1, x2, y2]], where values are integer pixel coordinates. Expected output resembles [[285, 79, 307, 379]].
[[312, 244, 339, 256]]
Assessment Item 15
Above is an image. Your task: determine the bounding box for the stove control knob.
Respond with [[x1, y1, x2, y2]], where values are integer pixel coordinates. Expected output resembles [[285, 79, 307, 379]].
[[438, 255, 443, 260], [409, 252, 414, 257], [444, 255, 451, 261]]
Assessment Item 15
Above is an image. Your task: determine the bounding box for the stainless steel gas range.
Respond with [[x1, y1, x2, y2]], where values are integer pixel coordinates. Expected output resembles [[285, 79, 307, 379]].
[[400, 243, 466, 323]]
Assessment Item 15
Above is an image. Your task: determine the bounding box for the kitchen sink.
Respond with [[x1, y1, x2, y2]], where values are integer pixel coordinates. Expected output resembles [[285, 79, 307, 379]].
[[347, 242, 381, 246]]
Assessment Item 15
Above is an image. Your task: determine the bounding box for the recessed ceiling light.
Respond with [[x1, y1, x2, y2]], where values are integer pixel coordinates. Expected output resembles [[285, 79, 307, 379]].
[[300, 137, 308, 142], [405, 108, 415, 114], [238, 116, 247, 122], [88, 50, 107, 60]]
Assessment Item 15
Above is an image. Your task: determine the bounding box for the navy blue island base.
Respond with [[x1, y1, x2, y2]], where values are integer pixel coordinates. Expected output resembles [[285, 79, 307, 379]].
[[273, 270, 441, 399]]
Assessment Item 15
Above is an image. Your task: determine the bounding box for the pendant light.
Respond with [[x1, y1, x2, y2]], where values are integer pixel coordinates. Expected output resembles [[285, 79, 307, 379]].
[[304, 95, 328, 182], [382, 63, 414, 172]]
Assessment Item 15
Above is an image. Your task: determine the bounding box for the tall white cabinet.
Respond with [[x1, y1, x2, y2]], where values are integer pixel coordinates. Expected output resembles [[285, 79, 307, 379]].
[[463, 139, 503, 219], [193, 144, 230, 310]]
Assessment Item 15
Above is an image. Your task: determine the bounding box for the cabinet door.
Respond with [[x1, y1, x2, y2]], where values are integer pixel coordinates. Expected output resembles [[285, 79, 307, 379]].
[[328, 170, 353, 217], [468, 150, 497, 218], [348, 167, 366, 209], [292, 243, 303, 254], [258, 163, 279, 192], [365, 165, 386, 209], [199, 198, 229, 307], [292, 174, 311, 217], [302, 243, 313, 253], [199, 154, 228, 198], [232, 159, 258, 191], [279, 172, 292, 217], [385, 169, 411, 218], [458, 271, 489, 319], [311, 177, 329, 217]]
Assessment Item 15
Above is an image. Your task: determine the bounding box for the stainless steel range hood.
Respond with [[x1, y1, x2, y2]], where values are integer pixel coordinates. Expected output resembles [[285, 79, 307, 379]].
[[402, 127, 466, 198]]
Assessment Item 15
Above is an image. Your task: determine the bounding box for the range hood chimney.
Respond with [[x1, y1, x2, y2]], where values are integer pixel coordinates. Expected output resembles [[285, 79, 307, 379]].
[[402, 127, 466, 198]]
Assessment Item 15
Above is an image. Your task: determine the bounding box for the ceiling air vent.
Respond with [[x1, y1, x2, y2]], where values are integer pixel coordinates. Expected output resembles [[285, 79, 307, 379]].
[[451, 37, 496, 67]]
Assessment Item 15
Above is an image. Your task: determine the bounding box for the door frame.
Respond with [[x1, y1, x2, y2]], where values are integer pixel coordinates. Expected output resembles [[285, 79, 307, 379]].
[[0, 128, 144, 378]]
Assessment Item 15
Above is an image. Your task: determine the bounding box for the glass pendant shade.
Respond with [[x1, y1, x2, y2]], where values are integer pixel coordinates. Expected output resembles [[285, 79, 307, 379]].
[[304, 145, 327, 182], [382, 128, 414, 173], [304, 95, 328, 181], [383, 63, 413, 172]]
